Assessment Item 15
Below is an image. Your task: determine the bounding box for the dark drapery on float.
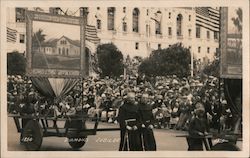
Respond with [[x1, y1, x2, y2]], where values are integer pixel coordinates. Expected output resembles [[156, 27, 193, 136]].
[[31, 77, 55, 98], [31, 77, 79, 101]]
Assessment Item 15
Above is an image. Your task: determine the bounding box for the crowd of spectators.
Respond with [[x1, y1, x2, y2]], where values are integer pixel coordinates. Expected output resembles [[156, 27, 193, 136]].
[[7, 73, 234, 132]]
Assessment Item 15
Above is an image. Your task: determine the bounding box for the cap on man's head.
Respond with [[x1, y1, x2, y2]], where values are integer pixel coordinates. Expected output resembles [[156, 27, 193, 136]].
[[142, 93, 149, 98]]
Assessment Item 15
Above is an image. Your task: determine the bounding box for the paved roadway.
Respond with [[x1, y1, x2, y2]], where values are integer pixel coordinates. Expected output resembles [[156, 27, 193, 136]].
[[7, 117, 242, 151]]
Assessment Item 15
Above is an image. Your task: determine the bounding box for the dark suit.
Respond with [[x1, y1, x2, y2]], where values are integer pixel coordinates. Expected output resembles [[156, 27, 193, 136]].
[[118, 101, 143, 151], [138, 102, 156, 151], [187, 117, 209, 150]]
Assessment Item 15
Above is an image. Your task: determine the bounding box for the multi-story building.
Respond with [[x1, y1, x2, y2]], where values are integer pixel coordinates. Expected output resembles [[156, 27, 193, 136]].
[[6, 7, 219, 64]]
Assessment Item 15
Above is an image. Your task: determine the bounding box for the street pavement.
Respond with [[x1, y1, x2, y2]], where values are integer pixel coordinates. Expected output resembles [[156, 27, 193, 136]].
[[7, 117, 242, 151]]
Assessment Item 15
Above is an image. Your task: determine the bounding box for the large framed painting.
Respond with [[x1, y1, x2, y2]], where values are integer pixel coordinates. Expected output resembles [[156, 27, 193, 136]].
[[26, 11, 88, 78], [220, 7, 242, 79]]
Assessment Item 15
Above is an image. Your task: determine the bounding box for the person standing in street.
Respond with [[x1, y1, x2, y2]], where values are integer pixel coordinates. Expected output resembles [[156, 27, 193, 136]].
[[187, 102, 209, 150], [118, 92, 143, 151], [138, 93, 157, 151]]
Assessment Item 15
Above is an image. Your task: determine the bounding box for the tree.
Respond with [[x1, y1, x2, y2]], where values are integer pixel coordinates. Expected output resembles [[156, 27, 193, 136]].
[[202, 59, 220, 77], [231, 8, 242, 33], [32, 29, 46, 48], [7, 51, 26, 75], [138, 43, 191, 77], [96, 43, 124, 78], [231, 8, 242, 64]]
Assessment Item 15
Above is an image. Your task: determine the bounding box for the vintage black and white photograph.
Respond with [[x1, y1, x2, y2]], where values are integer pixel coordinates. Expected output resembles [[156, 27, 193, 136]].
[[2, 0, 249, 157]]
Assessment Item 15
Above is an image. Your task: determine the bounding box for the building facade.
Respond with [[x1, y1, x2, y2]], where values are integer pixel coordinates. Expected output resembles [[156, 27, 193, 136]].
[[37, 36, 81, 57], [6, 7, 219, 64]]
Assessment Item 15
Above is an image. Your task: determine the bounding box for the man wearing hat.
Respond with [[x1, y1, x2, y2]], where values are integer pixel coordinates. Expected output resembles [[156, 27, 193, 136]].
[[187, 102, 209, 150], [118, 92, 142, 151], [138, 93, 156, 151]]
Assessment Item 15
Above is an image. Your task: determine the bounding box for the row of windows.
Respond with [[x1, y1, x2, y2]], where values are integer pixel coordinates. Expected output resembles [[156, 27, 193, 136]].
[[96, 7, 192, 21], [98, 10, 216, 40], [198, 46, 211, 54], [196, 26, 219, 40], [60, 40, 67, 45], [134, 42, 214, 54], [105, 7, 186, 36], [58, 47, 69, 55]]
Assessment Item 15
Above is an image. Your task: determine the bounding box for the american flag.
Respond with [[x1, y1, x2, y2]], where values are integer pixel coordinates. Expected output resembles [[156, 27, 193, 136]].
[[86, 25, 100, 45], [195, 7, 220, 32], [7, 27, 17, 43]]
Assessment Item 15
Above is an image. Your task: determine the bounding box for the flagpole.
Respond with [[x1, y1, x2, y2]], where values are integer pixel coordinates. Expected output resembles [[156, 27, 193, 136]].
[[191, 49, 194, 77]]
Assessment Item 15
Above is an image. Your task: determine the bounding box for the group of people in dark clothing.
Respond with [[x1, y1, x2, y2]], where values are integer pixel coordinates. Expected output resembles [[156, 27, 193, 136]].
[[118, 92, 156, 151]]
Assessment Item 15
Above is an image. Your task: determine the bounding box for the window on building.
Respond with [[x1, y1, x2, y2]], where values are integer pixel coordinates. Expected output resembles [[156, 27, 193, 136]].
[[198, 46, 201, 53], [189, 15, 191, 21], [97, 19, 101, 29], [207, 31, 210, 39], [214, 31, 218, 40], [207, 47, 210, 53], [135, 42, 139, 50], [155, 21, 161, 35], [146, 9, 149, 16], [216, 48, 219, 54], [123, 22, 127, 32], [188, 29, 191, 37], [123, 7, 126, 13], [16, 8, 25, 22], [61, 40, 67, 45], [168, 27, 172, 36], [196, 26, 201, 38], [169, 12, 171, 19], [97, 7, 100, 10], [146, 24, 150, 37], [107, 7, 115, 30], [189, 46, 191, 50], [176, 14, 183, 36], [19, 34, 25, 43], [158, 44, 161, 49], [132, 8, 140, 32]]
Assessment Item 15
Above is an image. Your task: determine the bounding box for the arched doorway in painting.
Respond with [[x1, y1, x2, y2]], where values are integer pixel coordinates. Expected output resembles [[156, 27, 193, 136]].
[[62, 47, 65, 55]]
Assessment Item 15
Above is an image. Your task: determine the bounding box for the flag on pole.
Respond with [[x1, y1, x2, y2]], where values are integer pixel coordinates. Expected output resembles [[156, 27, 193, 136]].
[[86, 25, 100, 44], [195, 7, 220, 32], [7, 27, 17, 43]]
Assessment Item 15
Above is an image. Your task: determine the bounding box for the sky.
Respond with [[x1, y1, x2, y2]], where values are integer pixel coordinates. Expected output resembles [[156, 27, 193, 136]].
[[33, 21, 80, 41]]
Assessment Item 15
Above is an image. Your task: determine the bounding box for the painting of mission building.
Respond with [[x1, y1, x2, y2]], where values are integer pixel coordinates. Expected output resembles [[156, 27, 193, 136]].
[[37, 36, 80, 57], [32, 21, 81, 70]]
